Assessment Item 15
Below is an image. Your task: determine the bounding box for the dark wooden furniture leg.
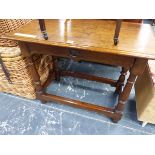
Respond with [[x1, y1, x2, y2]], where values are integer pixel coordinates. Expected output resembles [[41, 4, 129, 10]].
[[19, 42, 46, 103], [53, 56, 61, 81], [114, 19, 122, 45], [112, 58, 148, 123], [38, 19, 48, 40], [115, 67, 129, 94], [113, 73, 137, 122]]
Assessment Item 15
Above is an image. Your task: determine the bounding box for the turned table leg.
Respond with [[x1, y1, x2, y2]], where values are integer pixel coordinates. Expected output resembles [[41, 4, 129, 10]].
[[112, 58, 148, 123], [113, 72, 137, 123], [115, 67, 128, 94], [19, 42, 46, 103]]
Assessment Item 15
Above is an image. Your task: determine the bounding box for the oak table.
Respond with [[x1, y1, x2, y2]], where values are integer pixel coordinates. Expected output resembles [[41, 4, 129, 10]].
[[3, 19, 155, 123]]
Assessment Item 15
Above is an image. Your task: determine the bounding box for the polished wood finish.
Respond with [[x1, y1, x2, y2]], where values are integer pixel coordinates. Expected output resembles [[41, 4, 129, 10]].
[[113, 58, 148, 122], [39, 19, 122, 45], [26, 43, 135, 68], [40, 93, 116, 115], [3, 20, 155, 123], [3, 19, 155, 59]]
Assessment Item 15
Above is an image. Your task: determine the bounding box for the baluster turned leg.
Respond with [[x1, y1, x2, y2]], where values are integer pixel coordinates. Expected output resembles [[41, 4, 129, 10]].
[[53, 56, 61, 81], [19, 42, 46, 103], [112, 73, 137, 123], [112, 58, 148, 123], [115, 67, 128, 94]]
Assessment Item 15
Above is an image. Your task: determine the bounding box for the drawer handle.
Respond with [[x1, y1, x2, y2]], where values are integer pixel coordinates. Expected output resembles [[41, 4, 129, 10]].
[[69, 49, 80, 58]]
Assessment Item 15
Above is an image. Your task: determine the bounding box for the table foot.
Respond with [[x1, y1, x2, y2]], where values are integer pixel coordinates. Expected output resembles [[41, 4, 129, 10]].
[[111, 110, 123, 123], [112, 117, 121, 123]]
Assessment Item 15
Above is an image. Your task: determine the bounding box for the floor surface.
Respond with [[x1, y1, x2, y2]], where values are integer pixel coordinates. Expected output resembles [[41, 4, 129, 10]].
[[0, 59, 155, 135]]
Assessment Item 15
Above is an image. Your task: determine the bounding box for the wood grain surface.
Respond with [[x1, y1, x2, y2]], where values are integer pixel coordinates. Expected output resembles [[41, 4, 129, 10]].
[[3, 19, 155, 59]]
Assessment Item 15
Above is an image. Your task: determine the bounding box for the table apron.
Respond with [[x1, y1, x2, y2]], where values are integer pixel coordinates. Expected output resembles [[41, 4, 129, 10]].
[[26, 42, 135, 68]]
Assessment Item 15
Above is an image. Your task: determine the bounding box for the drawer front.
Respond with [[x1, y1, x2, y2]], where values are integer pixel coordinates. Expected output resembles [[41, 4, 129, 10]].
[[27, 42, 134, 68]]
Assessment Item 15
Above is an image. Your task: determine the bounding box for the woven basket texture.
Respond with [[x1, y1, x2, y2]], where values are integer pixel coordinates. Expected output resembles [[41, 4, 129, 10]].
[[0, 19, 31, 47], [0, 19, 53, 99]]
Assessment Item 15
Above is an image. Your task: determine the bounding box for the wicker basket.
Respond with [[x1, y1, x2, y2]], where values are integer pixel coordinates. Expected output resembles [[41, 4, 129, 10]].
[[0, 19, 31, 47], [0, 19, 52, 99]]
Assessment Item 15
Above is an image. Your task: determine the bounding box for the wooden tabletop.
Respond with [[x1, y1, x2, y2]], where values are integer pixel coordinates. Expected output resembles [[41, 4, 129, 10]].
[[2, 19, 155, 59]]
